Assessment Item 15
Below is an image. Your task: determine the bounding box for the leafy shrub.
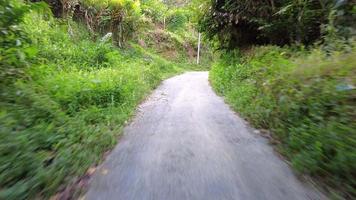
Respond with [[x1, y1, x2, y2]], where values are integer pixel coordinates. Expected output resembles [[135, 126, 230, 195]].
[[0, 0, 211, 198], [0, 4, 191, 199], [199, 0, 356, 48], [141, 0, 168, 22], [167, 9, 188, 31], [0, 0, 35, 87], [76, 0, 142, 46], [210, 46, 356, 198]]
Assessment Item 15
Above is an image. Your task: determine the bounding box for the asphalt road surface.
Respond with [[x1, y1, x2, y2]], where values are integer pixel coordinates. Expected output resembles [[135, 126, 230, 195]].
[[85, 72, 325, 200]]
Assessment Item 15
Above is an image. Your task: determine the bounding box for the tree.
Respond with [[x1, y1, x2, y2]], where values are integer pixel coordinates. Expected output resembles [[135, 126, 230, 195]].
[[198, 0, 355, 49]]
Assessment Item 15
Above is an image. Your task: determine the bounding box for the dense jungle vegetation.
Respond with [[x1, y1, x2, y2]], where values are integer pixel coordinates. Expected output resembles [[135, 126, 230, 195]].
[[201, 0, 356, 198], [0, 0, 211, 199], [1, 0, 355, 199]]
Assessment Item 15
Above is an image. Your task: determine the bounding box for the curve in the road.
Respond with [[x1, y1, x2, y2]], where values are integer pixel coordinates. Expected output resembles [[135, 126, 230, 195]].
[[85, 72, 325, 200]]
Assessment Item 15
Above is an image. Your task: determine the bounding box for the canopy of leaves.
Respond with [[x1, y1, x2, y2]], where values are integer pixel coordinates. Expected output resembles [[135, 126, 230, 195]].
[[199, 0, 355, 49], [141, 0, 168, 22]]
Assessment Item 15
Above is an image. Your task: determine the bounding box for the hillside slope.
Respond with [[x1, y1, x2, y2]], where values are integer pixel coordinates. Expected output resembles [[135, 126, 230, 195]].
[[0, 0, 211, 199]]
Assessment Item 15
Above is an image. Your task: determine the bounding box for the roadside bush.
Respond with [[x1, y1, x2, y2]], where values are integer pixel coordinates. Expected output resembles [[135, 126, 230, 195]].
[[0, 5, 184, 199], [210, 46, 356, 198], [0, 0, 35, 87], [0, 0, 212, 198]]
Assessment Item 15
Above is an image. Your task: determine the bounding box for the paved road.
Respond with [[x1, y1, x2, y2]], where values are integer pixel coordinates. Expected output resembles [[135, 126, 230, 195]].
[[86, 72, 325, 200]]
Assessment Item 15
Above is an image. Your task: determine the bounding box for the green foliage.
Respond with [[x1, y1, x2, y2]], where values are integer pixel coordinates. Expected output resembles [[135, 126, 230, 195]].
[[166, 8, 188, 31], [184, 0, 208, 25], [141, 0, 168, 22], [210, 46, 356, 198], [60, 0, 144, 46], [199, 0, 356, 49], [0, 0, 36, 86], [0, 3, 198, 199], [0, 0, 212, 199]]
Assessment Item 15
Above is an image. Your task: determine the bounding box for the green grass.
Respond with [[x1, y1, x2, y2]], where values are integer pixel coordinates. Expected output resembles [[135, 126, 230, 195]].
[[210, 46, 356, 198], [0, 12, 205, 199], [135, 23, 214, 69]]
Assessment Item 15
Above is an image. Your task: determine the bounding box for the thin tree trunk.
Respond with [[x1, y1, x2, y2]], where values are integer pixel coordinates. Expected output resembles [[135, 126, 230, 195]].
[[270, 0, 275, 11], [119, 23, 123, 48], [85, 10, 94, 35], [197, 33, 201, 64]]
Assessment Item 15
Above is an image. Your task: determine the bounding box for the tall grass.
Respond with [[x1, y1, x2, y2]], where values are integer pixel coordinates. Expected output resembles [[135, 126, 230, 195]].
[[0, 11, 196, 199], [210, 46, 356, 198]]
